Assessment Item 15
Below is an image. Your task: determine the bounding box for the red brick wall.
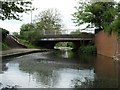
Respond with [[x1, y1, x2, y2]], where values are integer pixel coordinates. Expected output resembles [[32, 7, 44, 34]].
[[118, 39, 120, 59], [95, 31, 118, 57]]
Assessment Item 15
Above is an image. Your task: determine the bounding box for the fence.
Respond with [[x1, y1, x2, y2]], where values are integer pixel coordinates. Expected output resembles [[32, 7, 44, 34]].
[[39, 29, 86, 35]]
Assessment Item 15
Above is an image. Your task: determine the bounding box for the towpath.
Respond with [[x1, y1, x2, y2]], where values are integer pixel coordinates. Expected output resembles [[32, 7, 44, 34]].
[[1, 49, 49, 59]]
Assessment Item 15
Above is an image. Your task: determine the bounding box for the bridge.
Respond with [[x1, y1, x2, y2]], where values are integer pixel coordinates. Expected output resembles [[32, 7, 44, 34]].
[[36, 30, 95, 49]]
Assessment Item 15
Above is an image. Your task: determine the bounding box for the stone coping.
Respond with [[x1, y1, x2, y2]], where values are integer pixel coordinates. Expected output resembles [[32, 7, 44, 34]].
[[0, 49, 49, 59]]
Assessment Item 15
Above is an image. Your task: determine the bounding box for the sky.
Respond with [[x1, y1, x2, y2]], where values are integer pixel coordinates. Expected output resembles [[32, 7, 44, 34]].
[[0, 0, 120, 34], [0, 0, 79, 33]]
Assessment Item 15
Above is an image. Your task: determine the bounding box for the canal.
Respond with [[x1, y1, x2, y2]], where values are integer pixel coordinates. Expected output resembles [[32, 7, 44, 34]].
[[0, 50, 119, 88]]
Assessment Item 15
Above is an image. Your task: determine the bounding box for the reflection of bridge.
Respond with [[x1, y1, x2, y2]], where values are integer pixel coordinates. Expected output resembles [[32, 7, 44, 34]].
[[37, 31, 94, 49]]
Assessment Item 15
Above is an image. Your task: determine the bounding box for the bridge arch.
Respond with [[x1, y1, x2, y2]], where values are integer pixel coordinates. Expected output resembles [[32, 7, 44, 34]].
[[37, 40, 92, 50]]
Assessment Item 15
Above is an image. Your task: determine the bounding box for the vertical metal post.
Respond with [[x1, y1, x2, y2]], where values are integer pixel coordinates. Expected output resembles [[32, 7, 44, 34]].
[[55, 30, 56, 35], [31, 10, 32, 24], [30, 0, 32, 24], [43, 30, 45, 35]]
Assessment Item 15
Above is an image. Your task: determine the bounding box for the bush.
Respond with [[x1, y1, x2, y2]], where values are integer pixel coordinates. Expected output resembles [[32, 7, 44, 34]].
[[12, 32, 21, 38], [0, 28, 9, 41], [18, 39, 39, 48], [79, 44, 96, 54], [0, 42, 9, 50]]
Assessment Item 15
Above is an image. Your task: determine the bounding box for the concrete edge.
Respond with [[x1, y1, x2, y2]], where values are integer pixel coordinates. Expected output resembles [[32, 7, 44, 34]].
[[1, 49, 49, 60]]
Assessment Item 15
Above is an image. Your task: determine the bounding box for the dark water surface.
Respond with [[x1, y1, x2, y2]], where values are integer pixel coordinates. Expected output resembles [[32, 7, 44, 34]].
[[1, 50, 119, 88]]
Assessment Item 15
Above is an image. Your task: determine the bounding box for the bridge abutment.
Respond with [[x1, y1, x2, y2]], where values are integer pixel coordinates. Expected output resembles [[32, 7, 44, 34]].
[[38, 41, 57, 49], [95, 31, 118, 58]]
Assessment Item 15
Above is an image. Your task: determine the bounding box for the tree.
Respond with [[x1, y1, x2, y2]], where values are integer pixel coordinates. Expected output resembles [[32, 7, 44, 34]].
[[20, 23, 43, 44], [34, 9, 63, 32], [0, 1, 33, 20], [70, 29, 81, 34], [19, 9, 63, 45], [109, 3, 120, 36], [0, 28, 9, 41], [20, 23, 36, 39], [73, 1, 118, 34], [20, 23, 35, 33]]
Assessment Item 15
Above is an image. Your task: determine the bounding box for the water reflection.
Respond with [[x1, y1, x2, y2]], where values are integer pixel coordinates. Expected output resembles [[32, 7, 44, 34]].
[[1, 50, 119, 88], [19, 59, 60, 87], [93, 55, 118, 88], [2, 63, 8, 71]]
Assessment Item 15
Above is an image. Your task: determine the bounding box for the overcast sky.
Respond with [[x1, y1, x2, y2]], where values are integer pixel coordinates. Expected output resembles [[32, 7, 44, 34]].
[[0, 0, 80, 33], [0, 0, 120, 33]]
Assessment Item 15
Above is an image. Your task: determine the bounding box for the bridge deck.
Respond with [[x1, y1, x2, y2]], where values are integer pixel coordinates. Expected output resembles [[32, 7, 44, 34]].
[[40, 34, 94, 38], [39, 34, 94, 42], [41, 38, 93, 41]]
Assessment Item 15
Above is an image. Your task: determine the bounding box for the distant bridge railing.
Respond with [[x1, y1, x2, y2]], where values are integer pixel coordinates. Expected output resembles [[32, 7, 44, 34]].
[[39, 29, 75, 35], [40, 34, 94, 38], [39, 29, 94, 35]]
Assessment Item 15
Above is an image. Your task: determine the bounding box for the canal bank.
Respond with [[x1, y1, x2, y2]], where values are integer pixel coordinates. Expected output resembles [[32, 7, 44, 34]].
[[1, 49, 49, 59]]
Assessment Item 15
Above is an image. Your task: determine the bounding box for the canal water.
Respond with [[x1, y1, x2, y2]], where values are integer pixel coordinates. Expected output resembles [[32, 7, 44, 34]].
[[0, 50, 119, 88]]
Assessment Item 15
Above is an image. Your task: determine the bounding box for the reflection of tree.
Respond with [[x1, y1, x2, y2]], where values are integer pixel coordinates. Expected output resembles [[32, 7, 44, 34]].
[[93, 76, 118, 88], [19, 59, 59, 87], [72, 75, 118, 88], [72, 78, 94, 88], [78, 54, 96, 64], [46, 50, 96, 64], [71, 54, 118, 88], [2, 63, 8, 71], [46, 50, 75, 59], [34, 70, 59, 87], [61, 50, 74, 59]]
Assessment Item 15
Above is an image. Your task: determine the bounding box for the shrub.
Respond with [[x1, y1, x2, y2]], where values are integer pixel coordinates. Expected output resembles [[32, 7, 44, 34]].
[[0, 42, 9, 50], [0, 28, 9, 41], [79, 44, 96, 54]]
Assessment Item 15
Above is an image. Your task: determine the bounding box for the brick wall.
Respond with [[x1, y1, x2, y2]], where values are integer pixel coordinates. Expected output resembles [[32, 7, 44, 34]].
[[95, 31, 118, 58], [118, 39, 120, 59]]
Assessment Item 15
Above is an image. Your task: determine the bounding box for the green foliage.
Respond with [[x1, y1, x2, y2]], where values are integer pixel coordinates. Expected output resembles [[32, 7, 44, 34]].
[[0, 28, 9, 41], [0, 42, 9, 50], [22, 30, 42, 43], [70, 29, 81, 34], [73, 77, 118, 88], [12, 32, 21, 38], [20, 23, 38, 40], [35, 9, 63, 31], [0, 1, 33, 20], [67, 42, 74, 48], [0, 28, 9, 50], [55, 42, 74, 48], [73, 1, 119, 35], [80, 32, 94, 37], [55, 42, 67, 47], [108, 3, 120, 37], [20, 23, 35, 33], [79, 44, 96, 54], [19, 9, 63, 47], [18, 39, 39, 48], [13, 28, 42, 48], [1, 86, 18, 90]]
